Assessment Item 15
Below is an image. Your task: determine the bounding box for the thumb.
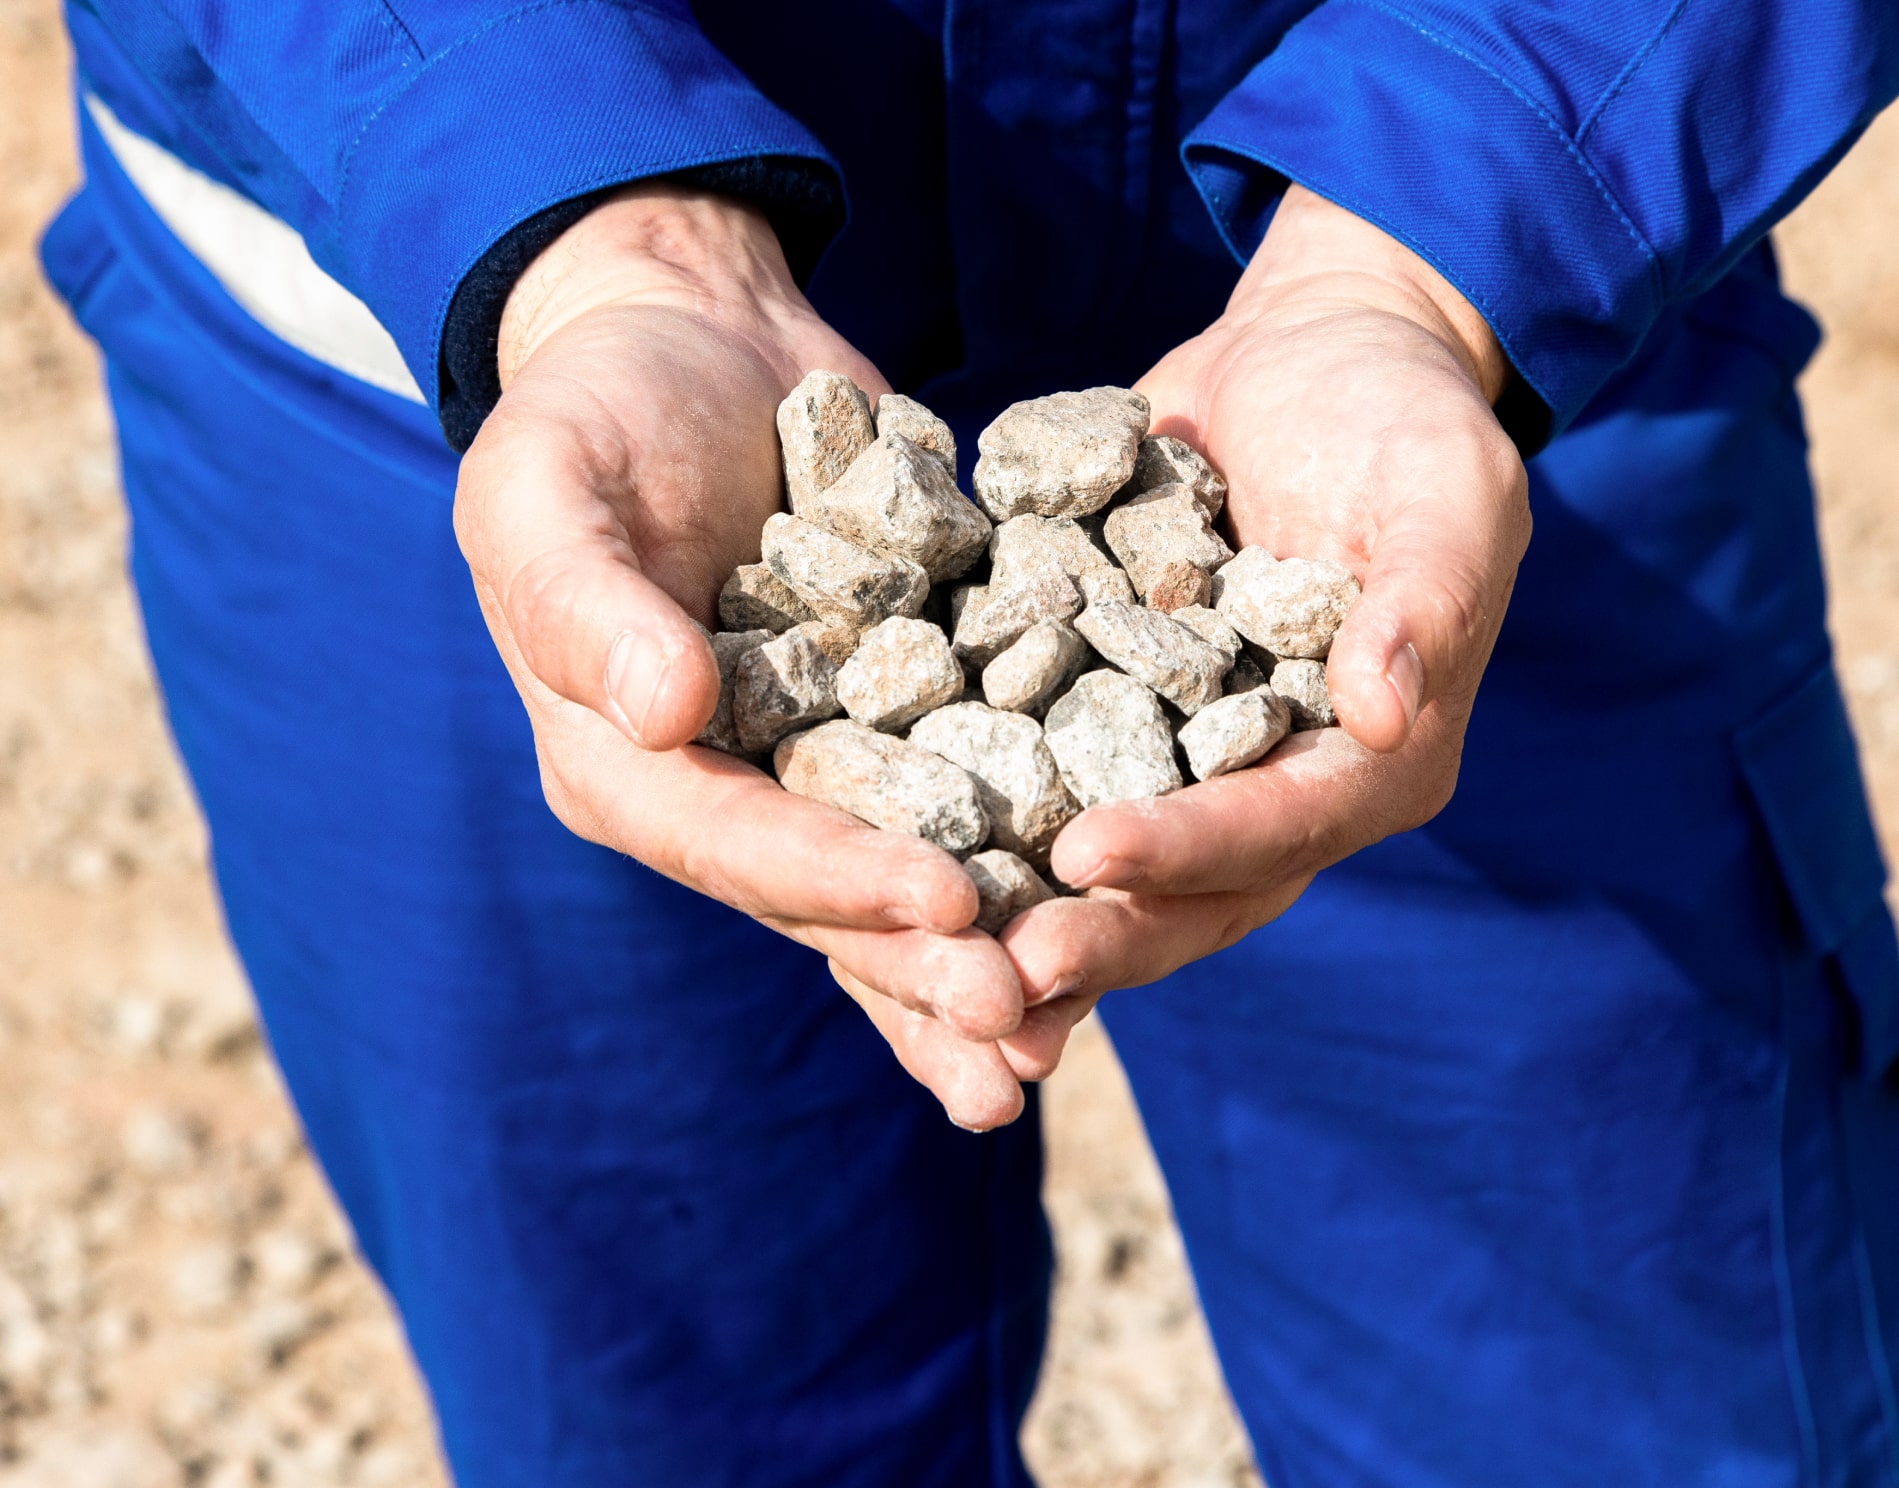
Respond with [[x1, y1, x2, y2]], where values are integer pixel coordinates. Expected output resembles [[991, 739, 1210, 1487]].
[[456, 444, 719, 751], [1325, 460, 1528, 753], [508, 540, 719, 750]]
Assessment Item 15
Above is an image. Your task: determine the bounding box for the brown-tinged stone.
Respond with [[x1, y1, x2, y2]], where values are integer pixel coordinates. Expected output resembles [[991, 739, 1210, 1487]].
[[774, 720, 989, 855], [834, 617, 964, 731], [719, 563, 817, 634], [874, 393, 957, 473], [951, 564, 1084, 668], [1103, 485, 1233, 603]]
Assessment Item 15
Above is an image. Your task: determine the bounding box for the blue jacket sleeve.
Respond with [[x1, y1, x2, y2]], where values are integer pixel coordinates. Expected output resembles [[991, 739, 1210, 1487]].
[[70, 0, 843, 417], [1182, 0, 1899, 437]]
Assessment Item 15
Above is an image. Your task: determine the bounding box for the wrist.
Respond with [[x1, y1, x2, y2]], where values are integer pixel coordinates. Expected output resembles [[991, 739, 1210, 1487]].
[[496, 182, 804, 389], [1233, 185, 1511, 404]]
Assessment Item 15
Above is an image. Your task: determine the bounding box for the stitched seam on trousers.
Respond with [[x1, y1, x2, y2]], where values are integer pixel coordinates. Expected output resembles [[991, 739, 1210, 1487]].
[[1848, 1209, 1899, 1482], [1771, 972, 1824, 1487]]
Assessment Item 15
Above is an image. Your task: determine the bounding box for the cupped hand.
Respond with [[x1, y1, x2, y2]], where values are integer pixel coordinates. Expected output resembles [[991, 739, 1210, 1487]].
[[997, 184, 1534, 1045], [455, 184, 1030, 1129]]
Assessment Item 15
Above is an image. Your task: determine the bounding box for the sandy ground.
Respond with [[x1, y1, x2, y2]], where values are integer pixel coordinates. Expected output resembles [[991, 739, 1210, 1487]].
[[0, 0, 1895, 1481]]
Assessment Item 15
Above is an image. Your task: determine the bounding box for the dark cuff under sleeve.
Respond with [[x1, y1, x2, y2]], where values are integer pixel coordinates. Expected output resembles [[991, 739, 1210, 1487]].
[[437, 155, 843, 453]]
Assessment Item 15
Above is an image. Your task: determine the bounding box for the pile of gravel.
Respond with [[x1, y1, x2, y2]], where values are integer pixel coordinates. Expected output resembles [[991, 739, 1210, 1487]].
[[697, 372, 1358, 926]]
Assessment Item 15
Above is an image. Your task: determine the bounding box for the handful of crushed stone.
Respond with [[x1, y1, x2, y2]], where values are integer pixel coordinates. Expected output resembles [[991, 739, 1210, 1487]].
[[698, 373, 1360, 915]]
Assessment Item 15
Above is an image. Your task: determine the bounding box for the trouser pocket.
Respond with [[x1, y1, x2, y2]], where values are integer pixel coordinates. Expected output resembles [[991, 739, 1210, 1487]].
[[1734, 660, 1899, 1078]]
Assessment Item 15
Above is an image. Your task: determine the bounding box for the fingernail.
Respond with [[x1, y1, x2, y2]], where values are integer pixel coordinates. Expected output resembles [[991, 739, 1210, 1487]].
[[1068, 855, 1142, 890], [1035, 972, 1086, 1004], [605, 630, 674, 746], [1386, 642, 1423, 732]]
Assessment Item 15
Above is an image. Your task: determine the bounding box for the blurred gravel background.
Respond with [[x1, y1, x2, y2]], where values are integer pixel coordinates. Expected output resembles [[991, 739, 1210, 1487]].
[[2, 2, 1895, 1482]]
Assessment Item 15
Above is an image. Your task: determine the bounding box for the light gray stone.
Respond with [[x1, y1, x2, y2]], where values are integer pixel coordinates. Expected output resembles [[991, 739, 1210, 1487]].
[[964, 850, 1057, 934], [1043, 671, 1183, 805], [1177, 689, 1293, 781], [875, 393, 956, 473], [1103, 485, 1233, 604], [981, 618, 1091, 717], [1212, 548, 1361, 659], [834, 617, 964, 731], [1170, 604, 1243, 659], [1073, 601, 1230, 716], [951, 563, 1084, 668], [972, 387, 1149, 520], [719, 564, 817, 634], [988, 514, 1137, 606], [734, 627, 842, 753], [792, 433, 990, 580], [1271, 656, 1336, 729], [777, 370, 875, 508], [1118, 433, 1227, 519], [774, 721, 989, 855], [761, 513, 930, 628], [695, 626, 774, 755], [909, 701, 1079, 862]]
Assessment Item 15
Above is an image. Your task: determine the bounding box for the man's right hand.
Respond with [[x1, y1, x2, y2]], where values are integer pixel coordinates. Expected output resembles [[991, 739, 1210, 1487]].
[[454, 184, 1037, 1129]]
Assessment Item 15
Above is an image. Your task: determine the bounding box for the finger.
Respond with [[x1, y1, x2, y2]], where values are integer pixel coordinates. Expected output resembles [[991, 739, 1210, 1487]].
[[831, 963, 1026, 1131], [457, 436, 720, 751], [1001, 889, 1284, 1003], [1326, 419, 1529, 753], [786, 919, 1022, 1042], [995, 992, 1103, 1083], [1049, 721, 1455, 897], [545, 736, 982, 933]]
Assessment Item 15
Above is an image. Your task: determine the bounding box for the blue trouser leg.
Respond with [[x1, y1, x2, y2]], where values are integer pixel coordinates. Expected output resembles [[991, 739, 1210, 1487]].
[[40, 168, 1051, 1487], [43, 103, 1899, 1487], [1108, 255, 1899, 1486]]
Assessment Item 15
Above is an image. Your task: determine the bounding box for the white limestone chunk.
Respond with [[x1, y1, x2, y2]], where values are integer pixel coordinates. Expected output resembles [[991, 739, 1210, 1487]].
[[1073, 601, 1230, 716], [1271, 656, 1337, 729], [1042, 671, 1183, 806], [1169, 604, 1243, 659], [1117, 434, 1227, 519], [777, 370, 875, 508], [972, 387, 1149, 520], [951, 563, 1083, 668], [964, 849, 1057, 934], [1177, 689, 1293, 781], [834, 617, 964, 731], [733, 626, 842, 753], [909, 701, 1079, 863], [874, 393, 957, 473], [792, 432, 990, 580], [988, 514, 1136, 606], [761, 512, 930, 628], [1212, 548, 1360, 659], [774, 720, 989, 856], [981, 618, 1092, 717]]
